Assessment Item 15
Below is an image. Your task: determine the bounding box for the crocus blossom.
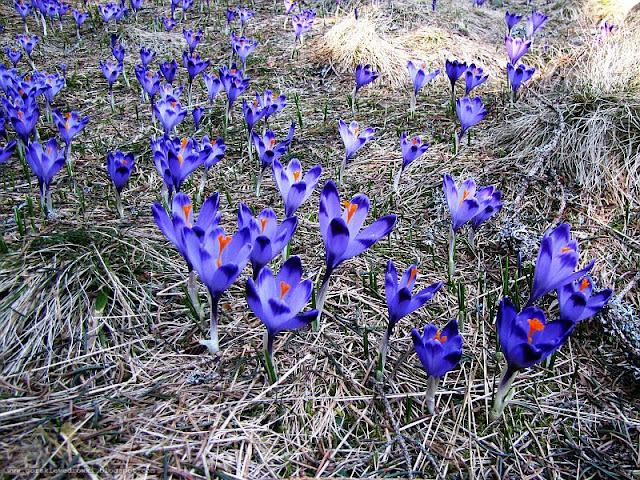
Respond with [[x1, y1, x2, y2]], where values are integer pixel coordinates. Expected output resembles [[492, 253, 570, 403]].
[[246, 256, 317, 382], [159, 60, 178, 84], [256, 90, 286, 122], [202, 73, 222, 105], [395, 132, 429, 191], [272, 158, 322, 217], [231, 32, 257, 69], [355, 63, 378, 92], [491, 297, 574, 418], [505, 11, 523, 33], [0, 141, 16, 165], [445, 59, 467, 93], [525, 10, 548, 39], [252, 122, 295, 196], [237, 203, 298, 275], [464, 64, 488, 95], [337, 119, 374, 183], [412, 319, 463, 413], [183, 28, 203, 54], [153, 97, 187, 133], [557, 277, 613, 323], [315, 180, 396, 328], [505, 36, 531, 65], [527, 223, 595, 306], [507, 63, 535, 100], [182, 225, 253, 354], [25, 138, 66, 213], [106, 150, 134, 217], [407, 61, 439, 113], [378, 259, 443, 379]]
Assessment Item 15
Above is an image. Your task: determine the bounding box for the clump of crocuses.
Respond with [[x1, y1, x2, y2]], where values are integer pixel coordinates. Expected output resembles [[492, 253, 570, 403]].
[[443, 173, 503, 279], [490, 224, 612, 419], [378, 259, 443, 380], [246, 256, 317, 383], [25, 138, 66, 215]]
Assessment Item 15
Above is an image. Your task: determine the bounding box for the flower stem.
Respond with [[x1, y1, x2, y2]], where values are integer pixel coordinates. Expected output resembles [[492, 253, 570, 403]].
[[45, 186, 53, 216], [425, 376, 440, 414], [187, 269, 204, 321], [339, 156, 347, 186], [263, 330, 277, 384], [393, 166, 403, 192], [115, 189, 124, 218], [376, 325, 392, 381], [199, 293, 220, 355], [313, 270, 332, 332], [255, 167, 265, 197], [409, 92, 416, 118], [448, 226, 456, 284], [490, 366, 518, 420]]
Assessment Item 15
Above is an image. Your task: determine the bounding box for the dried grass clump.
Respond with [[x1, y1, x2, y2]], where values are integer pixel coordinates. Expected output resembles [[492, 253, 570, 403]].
[[312, 8, 410, 88], [493, 23, 640, 200]]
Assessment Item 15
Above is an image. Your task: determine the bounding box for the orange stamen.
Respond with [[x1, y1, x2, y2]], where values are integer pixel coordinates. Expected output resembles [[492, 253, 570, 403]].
[[260, 217, 268, 233], [216, 234, 232, 267], [279, 281, 291, 299], [459, 189, 470, 205], [292, 170, 301, 182], [412, 138, 418, 145], [17, 110, 23, 119], [182, 204, 193, 227], [269, 139, 276, 148], [122, 160, 127, 165], [527, 318, 545, 344], [579, 279, 590, 291], [64, 122, 69, 131], [181, 138, 188, 150], [561, 246, 572, 253], [434, 330, 447, 343], [408, 268, 418, 284], [171, 101, 176, 108], [343, 201, 358, 224]]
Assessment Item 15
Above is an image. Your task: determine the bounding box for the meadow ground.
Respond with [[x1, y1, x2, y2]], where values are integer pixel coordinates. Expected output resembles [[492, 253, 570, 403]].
[[0, 0, 639, 477]]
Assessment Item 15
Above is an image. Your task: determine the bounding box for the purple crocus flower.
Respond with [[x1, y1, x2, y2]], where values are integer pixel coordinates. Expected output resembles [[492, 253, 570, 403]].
[[17, 33, 37, 58], [272, 158, 321, 218], [557, 277, 613, 323], [140, 46, 155, 68], [525, 10, 548, 39], [5, 47, 22, 68], [153, 97, 187, 133], [378, 259, 443, 379], [443, 173, 480, 233], [0, 141, 17, 165], [182, 0, 194, 13], [25, 138, 66, 213], [231, 32, 257, 70], [200, 73, 221, 105], [135, 65, 161, 103], [464, 64, 488, 95], [505, 36, 531, 65], [182, 224, 253, 354], [507, 63, 535, 99], [238, 7, 254, 26], [152, 191, 222, 271], [394, 132, 429, 191], [456, 96, 486, 145], [252, 123, 294, 171], [15, 0, 31, 20], [100, 59, 123, 107], [505, 11, 523, 33], [2, 95, 39, 143], [337, 119, 374, 183], [167, 136, 203, 193], [445, 59, 467, 92], [158, 83, 184, 101], [596, 21, 614, 43], [183, 28, 203, 54], [183, 51, 209, 83], [252, 122, 295, 195], [220, 64, 250, 119], [106, 150, 134, 195], [355, 63, 378, 92], [315, 180, 396, 328], [226, 7, 237, 27], [243, 99, 265, 133], [99, 3, 118, 22], [192, 107, 203, 131], [491, 297, 574, 418], [199, 136, 226, 170], [238, 203, 298, 276], [246, 256, 317, 381], [159, 60, 178, 84], [407, 60, 439, 113], [284, 0, 297, 15], [52, 109, 89, 155], [412, 319, 462, 413], [41, 73, 65, 111], [527, 223, 595, 307], [112, 44, 125, 65], [471, 185, 503, 232], [130, 0, 144, 13], [292, 10, 314, 43], [162, 15, 176, 32], [256, 90, 286, 122]]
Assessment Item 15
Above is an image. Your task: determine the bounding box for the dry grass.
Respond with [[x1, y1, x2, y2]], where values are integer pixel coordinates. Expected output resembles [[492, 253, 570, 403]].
[[1, 0, 640, 478], [312, 6, 410, 88]]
